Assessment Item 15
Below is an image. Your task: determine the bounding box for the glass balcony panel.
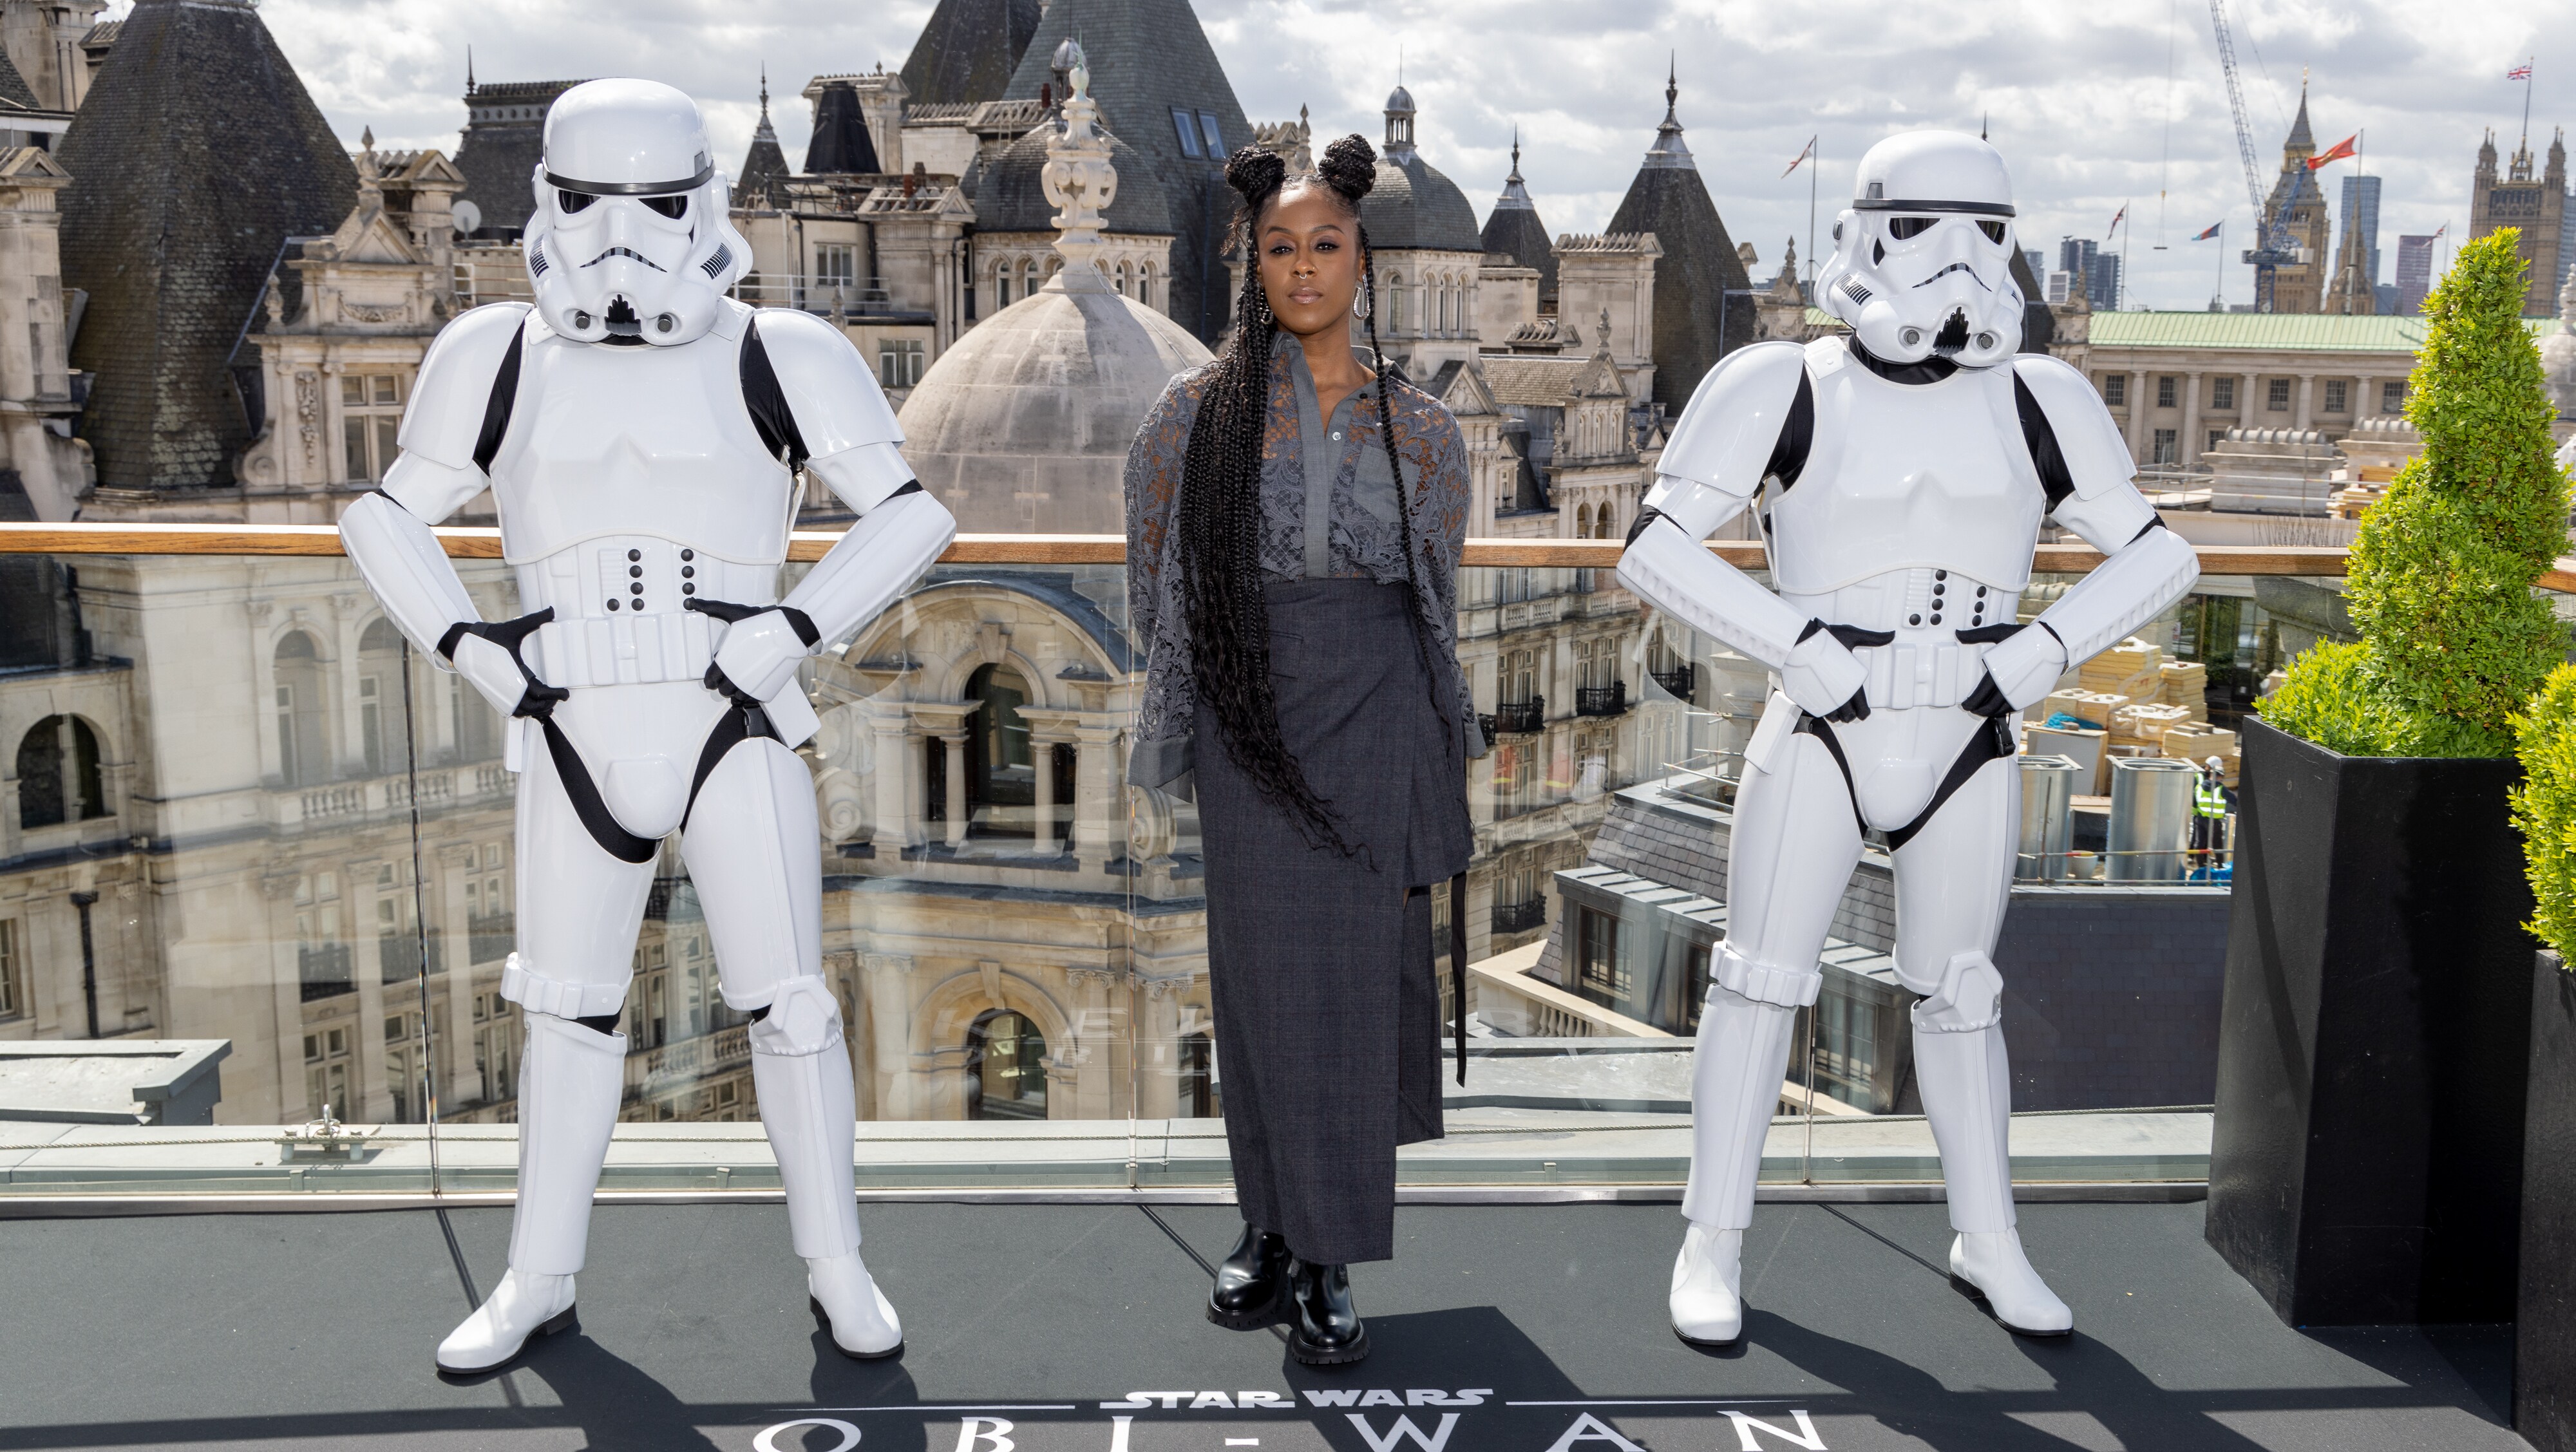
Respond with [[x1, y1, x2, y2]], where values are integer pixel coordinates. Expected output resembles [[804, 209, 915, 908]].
[[0, 547, 2307, 1200]]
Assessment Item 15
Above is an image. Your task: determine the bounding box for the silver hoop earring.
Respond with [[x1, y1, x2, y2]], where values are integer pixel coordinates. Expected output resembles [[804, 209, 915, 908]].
[[1352, 285, 1372, 321]]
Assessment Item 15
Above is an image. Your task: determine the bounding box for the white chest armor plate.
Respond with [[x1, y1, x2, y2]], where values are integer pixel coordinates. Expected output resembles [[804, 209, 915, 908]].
[[490, 326, 795, 690], [1764, 339, 2043, 596]]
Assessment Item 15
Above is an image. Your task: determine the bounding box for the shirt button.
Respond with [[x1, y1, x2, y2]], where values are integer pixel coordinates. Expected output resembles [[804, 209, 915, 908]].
[[1331, 431, 1342, 441]]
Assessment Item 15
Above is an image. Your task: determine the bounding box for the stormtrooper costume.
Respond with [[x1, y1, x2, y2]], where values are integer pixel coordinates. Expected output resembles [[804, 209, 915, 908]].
[[336, 80, 955, 1373], [1616, 132, 2198, 1344]]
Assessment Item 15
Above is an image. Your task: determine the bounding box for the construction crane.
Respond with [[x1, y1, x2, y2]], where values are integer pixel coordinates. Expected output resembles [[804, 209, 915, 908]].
[[2208, 0, 2296, 310]]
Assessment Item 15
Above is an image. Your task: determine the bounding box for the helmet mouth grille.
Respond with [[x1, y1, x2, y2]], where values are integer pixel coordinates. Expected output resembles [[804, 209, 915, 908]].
[[1930, 312, 1971, 357]]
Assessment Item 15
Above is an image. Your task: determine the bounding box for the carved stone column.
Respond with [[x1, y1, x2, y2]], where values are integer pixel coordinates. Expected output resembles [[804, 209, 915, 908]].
[[942, 734, 969, 846], [864, 952, 917, 1120], [2181, 371, 2204, 469], [2295, 373, 2316, 431], [1133, 973, 1183, 1120]]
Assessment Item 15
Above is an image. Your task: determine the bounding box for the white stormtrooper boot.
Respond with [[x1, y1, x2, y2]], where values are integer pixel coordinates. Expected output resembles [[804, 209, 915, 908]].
[[437, 1012, 625, 1373], [1913, 1019, 2072, 1336], [752, 976, 902, 1358], [1669, 1223, 1747, 1346], [1672, 968, 1802, 1345]]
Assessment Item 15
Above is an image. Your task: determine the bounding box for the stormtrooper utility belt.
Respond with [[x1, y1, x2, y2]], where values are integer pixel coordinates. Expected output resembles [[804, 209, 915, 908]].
[[442, 598, 815, 864], [1794, 619, 2022, 850]]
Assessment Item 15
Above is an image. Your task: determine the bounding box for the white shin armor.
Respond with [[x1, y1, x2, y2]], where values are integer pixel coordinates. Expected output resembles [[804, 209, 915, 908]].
[[508, 1013, 628, 1276]]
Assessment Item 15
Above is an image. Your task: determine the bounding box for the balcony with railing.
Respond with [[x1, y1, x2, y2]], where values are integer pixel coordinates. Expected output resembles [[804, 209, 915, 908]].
[[0, 524, 2536, 1452], [1575, 680, 1628, 716]]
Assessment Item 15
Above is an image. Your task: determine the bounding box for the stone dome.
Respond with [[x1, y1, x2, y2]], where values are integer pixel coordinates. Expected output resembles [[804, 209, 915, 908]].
[[963, 120, 1174, 235], [2542, 274, 2576, 420], [1361, 151, 1482, 253], [898, 264, 1211, 534]]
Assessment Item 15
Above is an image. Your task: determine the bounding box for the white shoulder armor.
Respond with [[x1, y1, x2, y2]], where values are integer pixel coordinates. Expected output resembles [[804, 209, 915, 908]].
[[396, 303, 532, 471], [1652, 339, 1807, 503], [753, 307, 903, 463], [2012, 353, 2134, 502]]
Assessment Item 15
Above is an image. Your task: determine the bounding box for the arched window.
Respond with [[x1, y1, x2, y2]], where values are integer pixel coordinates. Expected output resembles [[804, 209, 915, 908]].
[[273, 631, 328, 786], [966, 663, 1036, 836], [1574, 504, 1593, 538], [1140, 263, 1157, 309], [1180, 1031, 1216, 1117], [15, 714, 104, 829], [357, 618, 404, 775], [994, 263, 1012, 309], [1388, 272, 1405, 333], [965, 1008, 1049, 1120], [1115, 259, 1131, 296]]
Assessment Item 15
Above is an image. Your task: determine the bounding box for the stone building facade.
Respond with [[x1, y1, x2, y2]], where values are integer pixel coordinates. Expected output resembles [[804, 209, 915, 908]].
[[2471, 126, 2570, 318]]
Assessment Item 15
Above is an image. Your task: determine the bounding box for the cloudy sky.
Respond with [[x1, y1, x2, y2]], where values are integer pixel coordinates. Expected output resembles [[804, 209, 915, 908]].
[[158, 0, 2573, 312]]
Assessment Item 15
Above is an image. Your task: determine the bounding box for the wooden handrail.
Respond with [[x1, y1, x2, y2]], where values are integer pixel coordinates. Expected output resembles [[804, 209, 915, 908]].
[[0, 521, 2555, 587]]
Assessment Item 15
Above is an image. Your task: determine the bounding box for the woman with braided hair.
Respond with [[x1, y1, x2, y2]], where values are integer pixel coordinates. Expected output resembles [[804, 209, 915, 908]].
[[1124, 135, 1481, 1365]]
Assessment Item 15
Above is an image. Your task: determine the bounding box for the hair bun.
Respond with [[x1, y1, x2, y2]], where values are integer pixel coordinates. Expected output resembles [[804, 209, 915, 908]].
[[1225, 147, 1287, 207], [1317, 135, 1378, 202]]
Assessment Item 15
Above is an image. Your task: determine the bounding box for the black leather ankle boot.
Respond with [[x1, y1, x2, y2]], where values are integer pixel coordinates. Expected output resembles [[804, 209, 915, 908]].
[[1287, 1259, 1368, 1364], [1206, 1224, 1291, 1329]]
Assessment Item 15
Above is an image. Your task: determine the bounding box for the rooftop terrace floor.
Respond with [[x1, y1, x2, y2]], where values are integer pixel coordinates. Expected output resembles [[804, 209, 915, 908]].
[[0, 1200, 2525, 1451]]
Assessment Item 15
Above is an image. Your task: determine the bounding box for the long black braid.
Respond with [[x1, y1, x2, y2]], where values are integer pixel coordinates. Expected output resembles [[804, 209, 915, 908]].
[[1179, 135, 1449, 851]]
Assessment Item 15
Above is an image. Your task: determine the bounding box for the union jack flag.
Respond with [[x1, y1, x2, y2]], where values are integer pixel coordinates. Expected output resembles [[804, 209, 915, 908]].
[[2510, 63, 2535, 80]]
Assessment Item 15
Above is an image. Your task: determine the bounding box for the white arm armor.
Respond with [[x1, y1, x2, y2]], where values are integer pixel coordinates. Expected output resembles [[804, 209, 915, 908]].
[[2007, 353, 2201, 679], [712, 310, 957, 705], [1618, 344, 1867, 717]]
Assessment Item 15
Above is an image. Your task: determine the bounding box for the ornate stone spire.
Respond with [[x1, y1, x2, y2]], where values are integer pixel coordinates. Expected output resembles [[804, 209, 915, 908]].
[[1494, 126, 1535, 211], [1643, 55, 1694, 171], [1043, 40, 1117, 287]]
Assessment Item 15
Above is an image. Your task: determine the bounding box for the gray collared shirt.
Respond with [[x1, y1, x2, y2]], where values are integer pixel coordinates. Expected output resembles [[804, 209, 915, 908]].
[[1280, 334, 1404, 580]]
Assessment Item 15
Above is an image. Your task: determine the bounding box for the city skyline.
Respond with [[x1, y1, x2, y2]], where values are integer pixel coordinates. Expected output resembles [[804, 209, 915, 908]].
[[213, 0, 2575, 315]]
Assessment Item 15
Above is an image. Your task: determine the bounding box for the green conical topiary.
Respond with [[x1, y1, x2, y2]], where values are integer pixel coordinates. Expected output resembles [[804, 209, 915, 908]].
[[2262, 229, 2571, 758]]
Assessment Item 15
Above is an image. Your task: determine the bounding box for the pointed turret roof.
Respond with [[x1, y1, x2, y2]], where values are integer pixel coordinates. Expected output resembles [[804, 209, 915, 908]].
[[2286, 79, 2314, 153], [1605, 66, 1749, 412], [1642, 57, 1693, 171], [806, 80, 882, 174], [1481, 130, 1558, 305], [999, 0, 1251, 344], [737, 69, 791, 204], [901, 0, 1044, 108], [453, 76, 583, 238], [59, 0, 357, 493]]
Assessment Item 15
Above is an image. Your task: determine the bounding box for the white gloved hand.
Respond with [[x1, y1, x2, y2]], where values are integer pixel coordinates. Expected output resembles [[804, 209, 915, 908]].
[[1970, 623, 2069, 715], [710, 609, 812, 703], [1779, 625, 1870, 721], [451, 632, 533, 718]]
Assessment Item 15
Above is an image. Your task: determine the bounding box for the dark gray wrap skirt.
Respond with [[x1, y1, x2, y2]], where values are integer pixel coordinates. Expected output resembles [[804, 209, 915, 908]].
[[1195, 578, 1473, 1266]]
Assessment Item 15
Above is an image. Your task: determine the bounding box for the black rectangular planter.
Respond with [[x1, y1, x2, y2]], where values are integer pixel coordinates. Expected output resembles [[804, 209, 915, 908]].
[[2206, 716, 2533, 1325], [2522, 951, 2576, 1451]]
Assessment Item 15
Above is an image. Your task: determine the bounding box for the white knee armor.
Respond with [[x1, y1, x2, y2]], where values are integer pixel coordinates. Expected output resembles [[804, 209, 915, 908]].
[[1623, 130, 2197, 1345], [343, 78, 949, 1374]]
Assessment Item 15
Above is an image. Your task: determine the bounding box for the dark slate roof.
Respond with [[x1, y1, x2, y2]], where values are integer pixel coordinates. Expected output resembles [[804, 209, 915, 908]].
[[1001, 0, 1251, 343], [737, 79, 791, 204], [1606, 137, 1751, 415], [1481, 160, 1557, 304], [900, 0, 1043, 108], [59, 0, 357, 493], [454, 79, 580, 237], [1361, 150, 1481, 254], [961, 117, 1173, 234], [806, 82, 881, 174], [0, 42, 38, 110]]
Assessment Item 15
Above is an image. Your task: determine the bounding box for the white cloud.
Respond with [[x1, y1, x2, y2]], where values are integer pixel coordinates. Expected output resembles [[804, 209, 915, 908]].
[[247, 0, 2576, 311]]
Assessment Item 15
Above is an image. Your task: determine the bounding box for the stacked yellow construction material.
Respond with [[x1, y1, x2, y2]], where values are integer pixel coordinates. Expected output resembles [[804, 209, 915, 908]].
[[2162, 722, 2240, 788], [2112, 702, 2195, 748], [2079, 637, 2163, 704], [2159, 661, 2208, 720]]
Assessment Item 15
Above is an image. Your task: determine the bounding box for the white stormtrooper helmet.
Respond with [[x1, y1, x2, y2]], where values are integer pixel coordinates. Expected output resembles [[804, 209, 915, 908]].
[[1814, 130, 2023, 370], [522, 79, 749, 347]]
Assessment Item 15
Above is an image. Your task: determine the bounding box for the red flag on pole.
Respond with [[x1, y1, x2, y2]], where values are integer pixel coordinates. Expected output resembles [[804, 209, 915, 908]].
[[2107, 204, 2126, 238], [2307, 134, 2358, 169]]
